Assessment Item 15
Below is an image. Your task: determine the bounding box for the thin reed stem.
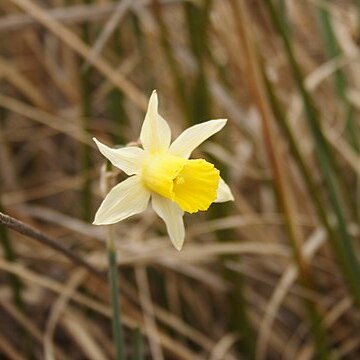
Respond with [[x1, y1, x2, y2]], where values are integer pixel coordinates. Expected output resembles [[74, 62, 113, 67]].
[[317, 4, 359, 220], [104, 162, 125, 360], [107, 227, 126, 360], [0, 211, 104, 280], [132, 327, 143, 360]]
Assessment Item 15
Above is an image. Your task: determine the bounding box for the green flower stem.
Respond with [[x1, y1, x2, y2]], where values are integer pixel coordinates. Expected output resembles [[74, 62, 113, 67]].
[[132, 327, 143, 360], [107, 226, 126, 360]]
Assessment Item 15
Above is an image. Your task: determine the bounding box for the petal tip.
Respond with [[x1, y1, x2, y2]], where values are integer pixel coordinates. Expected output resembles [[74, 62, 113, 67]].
[[218, 118, 228, 126], [150, 90, 158, 101], [93, 212, 111, 226], [93, 137, 101, 147], [173, 241, 184, 251], [171, 233, 185, 251], [92, 214, 106, 225]]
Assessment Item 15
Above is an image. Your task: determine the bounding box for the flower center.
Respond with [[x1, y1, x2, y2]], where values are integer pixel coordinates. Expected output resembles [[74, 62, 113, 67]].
[[141, 154, 220, 213]]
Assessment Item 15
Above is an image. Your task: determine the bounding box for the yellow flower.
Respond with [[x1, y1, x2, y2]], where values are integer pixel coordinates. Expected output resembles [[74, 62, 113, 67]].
[[93, 91, 234, 250]]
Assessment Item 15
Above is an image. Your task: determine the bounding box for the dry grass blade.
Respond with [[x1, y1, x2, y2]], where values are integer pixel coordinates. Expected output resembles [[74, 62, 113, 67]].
[[8, 0, 147, 110], [209, 333, 238, 360], [82, 0, 133, 72], [256, 228, 326, 360], [0, 57, 49, 109], [135, 266, 164, 360], [44, 270, 87, 360], [0, 334, 25, 360], [0, 2, 119, 32], [0, 94, 92, 145], [62, 314, 110, 360]]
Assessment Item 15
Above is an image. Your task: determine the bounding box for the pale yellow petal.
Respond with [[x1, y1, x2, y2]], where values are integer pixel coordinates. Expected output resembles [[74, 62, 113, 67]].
[[93, 176, 150, 225], [168, 119, 227, 159], [93, 137, 144, 175], [140, 90, 171, 153], [215, 178, 234, 203], [152, 194, 185, 251]]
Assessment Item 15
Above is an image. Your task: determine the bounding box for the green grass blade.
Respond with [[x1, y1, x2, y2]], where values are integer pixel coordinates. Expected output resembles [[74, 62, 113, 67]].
[[132, 327, 143, 360], [316, 3, 358, 219]]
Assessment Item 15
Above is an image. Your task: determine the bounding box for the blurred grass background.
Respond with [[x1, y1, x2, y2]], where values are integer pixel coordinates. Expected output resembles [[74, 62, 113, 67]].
[[0, 0, 360, 359]]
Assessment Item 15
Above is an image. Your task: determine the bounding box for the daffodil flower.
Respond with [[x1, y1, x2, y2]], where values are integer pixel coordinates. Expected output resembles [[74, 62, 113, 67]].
[[93, 91, 234, 250]]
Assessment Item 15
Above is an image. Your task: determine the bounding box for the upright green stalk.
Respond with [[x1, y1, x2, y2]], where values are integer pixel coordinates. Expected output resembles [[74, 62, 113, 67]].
[[277, 0, 289, 33], [104, 162, 125, 360], [131, 327, 143, 360], [107, 226, 126, 360], [265, 0, 360, 308]]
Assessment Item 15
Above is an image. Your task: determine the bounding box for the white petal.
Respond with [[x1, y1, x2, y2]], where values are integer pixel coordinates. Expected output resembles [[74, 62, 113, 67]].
[[152, 194, 185, 251], [215, 178, 234, 203], [93, 138, 144, 175], [169, 119, 227, 158], [93, 176, 150, 225], [140, 90, 171, 153]]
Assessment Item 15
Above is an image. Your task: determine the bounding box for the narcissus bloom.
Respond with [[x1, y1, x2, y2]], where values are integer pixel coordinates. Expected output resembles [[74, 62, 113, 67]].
[[93, 91, 234, 250]]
